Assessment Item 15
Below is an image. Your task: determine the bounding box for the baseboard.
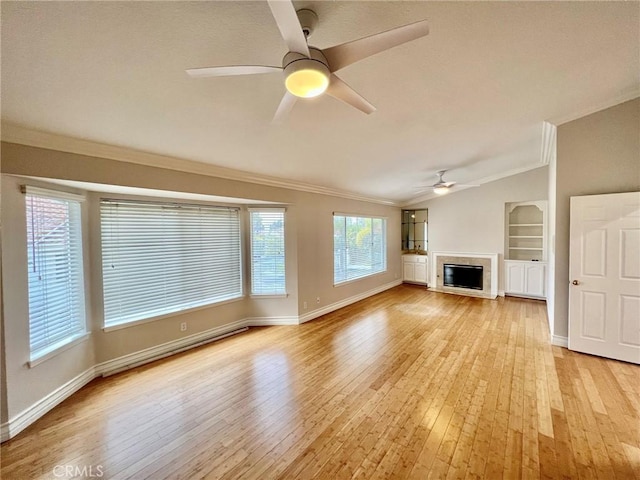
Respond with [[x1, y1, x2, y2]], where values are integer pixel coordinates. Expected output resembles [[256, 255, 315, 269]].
[[551, 335, 569, 348], [95, 320, 249, 377], [298, 279, 402, 324], [247, 316, 299, 326], [2, 367, 96, 442], [1, 281, 402, 442]]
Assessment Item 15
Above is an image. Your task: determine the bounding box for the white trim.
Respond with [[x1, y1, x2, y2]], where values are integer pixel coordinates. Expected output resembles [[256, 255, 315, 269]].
[[28, 332, 91, 368], [548, 89, 640, 126], [247, 207, 286, 213], [551, 335, 569, 348], [2, 367, 96, 442], [298, 279, 402, 324], [102, 296, 245, 332], [540, 121, 556, 166], [96, 321, 249, 376], [2, 123, 398, 206], [247, 316, 300, 326], [20, 184, 86, 202], [402, 163, 547, 207], [430, 251, 499, 299], [0, 280, 402, 441]]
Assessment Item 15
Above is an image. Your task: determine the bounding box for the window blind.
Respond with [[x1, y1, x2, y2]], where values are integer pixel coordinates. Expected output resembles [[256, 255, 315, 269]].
[[100, 199, 242, 327], [249, 209, 286, 295], [25, 188, 86, 358], [334, 214, 387, 284]]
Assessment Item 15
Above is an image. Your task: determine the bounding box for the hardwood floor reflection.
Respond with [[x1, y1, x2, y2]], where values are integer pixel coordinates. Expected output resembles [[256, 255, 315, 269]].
[[2, 285, 639, 479]]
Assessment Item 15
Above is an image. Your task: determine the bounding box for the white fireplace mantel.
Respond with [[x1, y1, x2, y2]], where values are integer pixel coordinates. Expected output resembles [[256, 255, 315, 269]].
[[430, 251, 499, 299]]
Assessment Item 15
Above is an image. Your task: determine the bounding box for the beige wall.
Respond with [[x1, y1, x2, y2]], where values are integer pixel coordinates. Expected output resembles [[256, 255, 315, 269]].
[[553, 98, 640, 339], [0, 142, 400, 424], [406, 166, 549, 293]]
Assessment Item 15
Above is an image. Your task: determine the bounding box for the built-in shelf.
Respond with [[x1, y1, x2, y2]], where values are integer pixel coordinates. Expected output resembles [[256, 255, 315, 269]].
[[505, 201, 547, 261]]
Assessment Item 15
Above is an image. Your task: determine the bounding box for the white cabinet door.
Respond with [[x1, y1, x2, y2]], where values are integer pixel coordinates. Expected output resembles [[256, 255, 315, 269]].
[[505, 262, 526, 294], [525, 263, 545, 297], [569, 192, 640, 364], [403, 262, 415, 282], [415, 261, 428, 284]]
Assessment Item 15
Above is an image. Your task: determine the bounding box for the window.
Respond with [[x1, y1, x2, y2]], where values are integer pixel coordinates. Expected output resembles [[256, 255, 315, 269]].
[[250, 208, 286, 295], [24, 187, 86, 359], [100, 199, 242, 328], [334, 214, 386, 284]]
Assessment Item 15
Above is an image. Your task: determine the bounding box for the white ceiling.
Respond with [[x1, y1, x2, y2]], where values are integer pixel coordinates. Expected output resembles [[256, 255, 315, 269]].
[[1, 1, 638, 205]]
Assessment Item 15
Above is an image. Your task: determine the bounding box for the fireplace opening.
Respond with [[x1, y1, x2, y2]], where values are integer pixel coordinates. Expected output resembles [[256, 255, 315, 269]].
[[443, 264, 483, 290]]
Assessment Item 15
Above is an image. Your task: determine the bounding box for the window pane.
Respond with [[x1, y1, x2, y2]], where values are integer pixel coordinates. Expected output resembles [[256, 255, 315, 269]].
[[250, 210, 285, 295], [333, 214, 387, 284], [26, 192, 85, 357], [101, 200, 242, 327]]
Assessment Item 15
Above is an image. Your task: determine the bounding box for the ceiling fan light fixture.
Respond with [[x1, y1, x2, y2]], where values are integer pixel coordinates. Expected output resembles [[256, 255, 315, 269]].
[[284, 59, 330, 98], [433, 185, 449, 195]]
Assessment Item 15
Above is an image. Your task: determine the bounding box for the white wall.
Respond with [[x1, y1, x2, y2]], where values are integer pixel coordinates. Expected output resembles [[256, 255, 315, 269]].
[[406, 166, 549, 293], [0, 142, 401, 437], [553, 98, 640, 340]]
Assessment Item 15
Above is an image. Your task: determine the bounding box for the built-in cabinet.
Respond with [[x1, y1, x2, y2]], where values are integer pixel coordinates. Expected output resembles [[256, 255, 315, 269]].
[[504, 260, 546, 298], [504, 201, 547, 299], [403, 254, 428, 285]]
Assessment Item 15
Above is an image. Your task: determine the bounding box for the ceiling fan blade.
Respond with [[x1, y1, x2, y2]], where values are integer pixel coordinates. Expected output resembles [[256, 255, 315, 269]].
[[325, 74, 376, 114], [186, 65, 282, 78], [321, 20, 429, 72], [267, 0, 310, 57], [272, 91, 297, 123]]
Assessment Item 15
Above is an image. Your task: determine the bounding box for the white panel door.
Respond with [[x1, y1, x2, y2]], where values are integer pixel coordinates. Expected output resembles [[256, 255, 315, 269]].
[[569, 191, 640, 364]]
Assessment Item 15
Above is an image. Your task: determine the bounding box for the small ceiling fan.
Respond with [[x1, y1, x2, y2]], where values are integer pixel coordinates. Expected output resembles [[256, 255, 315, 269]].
[[186, 0, 429, 122], [426, 170, 480, 195]]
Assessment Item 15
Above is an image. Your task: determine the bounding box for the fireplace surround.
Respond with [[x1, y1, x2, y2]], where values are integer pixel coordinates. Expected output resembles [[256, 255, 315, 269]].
[[430, 252, 499, 299]]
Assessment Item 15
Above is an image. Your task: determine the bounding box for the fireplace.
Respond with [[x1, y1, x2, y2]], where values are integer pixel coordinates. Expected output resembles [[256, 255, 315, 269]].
[[443, 264, 483, 290], [430, 252, 499, 299]]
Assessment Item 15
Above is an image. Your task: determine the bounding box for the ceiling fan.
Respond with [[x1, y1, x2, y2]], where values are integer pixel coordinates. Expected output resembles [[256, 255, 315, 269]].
[[427, 170, 480, 195], [186, 0, 429, 122]]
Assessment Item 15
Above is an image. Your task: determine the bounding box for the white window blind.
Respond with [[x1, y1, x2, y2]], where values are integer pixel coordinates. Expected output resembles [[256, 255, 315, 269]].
[[249, 209, 286, 295], [334, 214, 387, 284], [24, 187, 86, 358], [100, 199, 242, 327]]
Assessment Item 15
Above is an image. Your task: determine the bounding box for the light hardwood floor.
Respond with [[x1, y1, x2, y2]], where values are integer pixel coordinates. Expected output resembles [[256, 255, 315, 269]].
[[1, 285, 639, 479]]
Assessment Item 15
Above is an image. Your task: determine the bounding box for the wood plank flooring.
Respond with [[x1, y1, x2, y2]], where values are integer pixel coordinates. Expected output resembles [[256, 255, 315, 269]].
[[1, 285, 639, 479]]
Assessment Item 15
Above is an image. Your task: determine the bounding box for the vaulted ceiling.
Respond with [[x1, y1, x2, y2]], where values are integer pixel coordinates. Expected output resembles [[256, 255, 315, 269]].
[[1, 1, 638, 204]]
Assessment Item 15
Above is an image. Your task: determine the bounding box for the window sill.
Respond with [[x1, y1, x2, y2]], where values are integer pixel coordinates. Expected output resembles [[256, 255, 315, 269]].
[[102, 295, 244, 332], [29, 332, 91, 368], [249, 293, 288, 299], [334, 269, 387, 287]]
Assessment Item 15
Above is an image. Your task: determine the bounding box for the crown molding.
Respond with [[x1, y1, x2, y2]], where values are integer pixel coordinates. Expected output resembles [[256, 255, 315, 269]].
[[400, 161, 548, 208], [547, 88, 640, 126], [0, 123, 398, 206], [540, 121, 556, 166]]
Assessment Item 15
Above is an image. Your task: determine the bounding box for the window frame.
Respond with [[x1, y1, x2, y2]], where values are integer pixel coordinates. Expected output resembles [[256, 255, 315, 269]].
[[22, 185, 88, 364], [249, 207, 287, 297], [333, 212, 387, 286], [99, 198, 243, 330]]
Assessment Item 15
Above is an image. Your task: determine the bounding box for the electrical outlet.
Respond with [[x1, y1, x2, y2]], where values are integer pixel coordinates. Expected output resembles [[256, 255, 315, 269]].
[[316, 297, 320, 304], [180, 322, 187, 332], [303, 301, 307, 310]]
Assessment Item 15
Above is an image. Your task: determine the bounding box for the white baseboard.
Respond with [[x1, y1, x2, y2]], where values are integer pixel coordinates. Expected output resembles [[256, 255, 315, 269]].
[[1, 281, 402, 442], [551, 335, 569, 348], [1, 367, 96, 442], [298, 279, 402, 324], [95, 320, 249, 377], [247, 316, 299, 326]]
